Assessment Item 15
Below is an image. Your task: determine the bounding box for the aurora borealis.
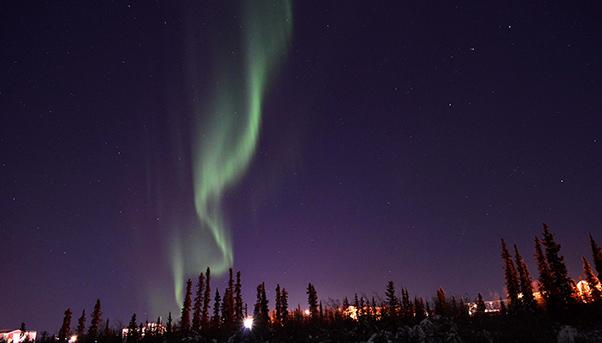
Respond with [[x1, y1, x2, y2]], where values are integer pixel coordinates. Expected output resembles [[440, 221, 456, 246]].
[[2, 0, 602, 333], [171, 0, 292, 306]]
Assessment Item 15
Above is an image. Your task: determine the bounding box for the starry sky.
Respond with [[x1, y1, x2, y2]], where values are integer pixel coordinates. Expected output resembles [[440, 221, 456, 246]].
[[1, 0, 601, 333]]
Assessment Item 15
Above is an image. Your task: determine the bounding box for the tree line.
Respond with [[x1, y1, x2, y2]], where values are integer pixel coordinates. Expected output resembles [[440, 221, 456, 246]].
[[500, 224, 601, 314], [46, 224, 601, 342]]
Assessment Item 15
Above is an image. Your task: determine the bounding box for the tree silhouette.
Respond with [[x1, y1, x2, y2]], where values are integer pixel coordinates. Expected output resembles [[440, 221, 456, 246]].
[[542, 224, 575, 308], [414, 297, 426, 322], [166, 312, 172, 336], [371, 297, 377, 315], [476, 293, 486, 316], [501, 239, 520, 310], [212, 289, 221, 328], [222, 268, 235, 328], [280, 288, 289, 324], [76, 310, 86, 337], [201, 267, 211, 330], [342, 297, 350, 311], [221, 288, 231, 329], [192, 272, 205, 332], [535, 236, 554, 306], [458, 298, 469, 320], [435, 288, 448, 316], [514, 244, 536, 311], [583, 257, 601, 302], [306, 283, 319, 319], [275, 284, 282, 325], [88, 299, 102, 339], [127, 313, 137, 343], [385, 281, 399, 318], [590, 234, 602, 278], [257, 283, 270, 325], [449, 296, 458, 318], [234, 271, 243, 323], [102, 319, 110, 338], [58, 308, 72, 342], [499, 297, 507, 315], [180, 279, 192, 333], [401, 288, 412, 320]]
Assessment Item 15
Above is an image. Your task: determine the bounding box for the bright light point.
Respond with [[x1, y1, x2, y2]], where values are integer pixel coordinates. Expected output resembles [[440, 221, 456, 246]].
[[304, 309, 310, 316], [243, 316, 254, 329]]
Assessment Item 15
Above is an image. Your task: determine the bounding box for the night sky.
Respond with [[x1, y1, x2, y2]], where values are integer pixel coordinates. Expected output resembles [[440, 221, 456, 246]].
[[2, 1, 601, 333]]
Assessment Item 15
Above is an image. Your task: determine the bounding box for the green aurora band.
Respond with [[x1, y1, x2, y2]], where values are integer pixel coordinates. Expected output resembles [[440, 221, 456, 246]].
[[171, 1, 292, 306]]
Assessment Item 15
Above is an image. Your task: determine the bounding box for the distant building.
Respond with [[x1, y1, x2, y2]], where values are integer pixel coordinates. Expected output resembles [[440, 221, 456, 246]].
[[467, 299, 502, 316], [0, 330, 36, 343]]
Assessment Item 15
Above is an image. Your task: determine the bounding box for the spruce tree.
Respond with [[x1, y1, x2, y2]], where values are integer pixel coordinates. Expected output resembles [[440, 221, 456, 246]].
[[449, 296, 458, 318], [385, 281, 399, 318], [253, 284, 265, 327], [58, 308, 72, 342], [275, 284, 282, 324], [281, 288, 289, 324], [234, 271, 243, 322], [583, 257, 602, 302], [499, 297, 507, 315], [102, 319, 110, 338], [212, 289, 221, 328], [401, 288, 412, 320], [88, 299, 102, 339], [180, 278, 192, 333], [222, 268, 235, 328], [166, 312, 172, 335], [77, 310, 86, 337], [220, 288, 228, 324], [192, 272, 204, 332], [127, 313, 137, 343], [306, 283, 319, 319], [342, 297, 350, 311], [414, 297, 426, 322], [535, 237, 554, 305], [458, 298, 469, 320], [514, 244, 536, 311], [501, 239, 520, 310], [476, 293, 486, 316], [201, 267, 211, 329], [590, 234, 602, 278], [260, 283, 269, 325], [542, 224, 575, 307], [435, 288, 448, 316]]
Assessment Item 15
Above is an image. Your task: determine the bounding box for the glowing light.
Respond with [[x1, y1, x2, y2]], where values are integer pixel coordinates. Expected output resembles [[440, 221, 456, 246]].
[[0, 330, 36, 343], [303, 309, 310, 316], [575, 279, 602, 302], [121, 321, 166, 338], [170, 0, 293, 306], [344, 305, 358, 320], [68, 335, 77, 343], [243, 317, 254, 330]]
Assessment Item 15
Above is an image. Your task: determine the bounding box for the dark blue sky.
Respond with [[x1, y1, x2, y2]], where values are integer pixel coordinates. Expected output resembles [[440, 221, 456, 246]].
[[1, 0, 601, 333]]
